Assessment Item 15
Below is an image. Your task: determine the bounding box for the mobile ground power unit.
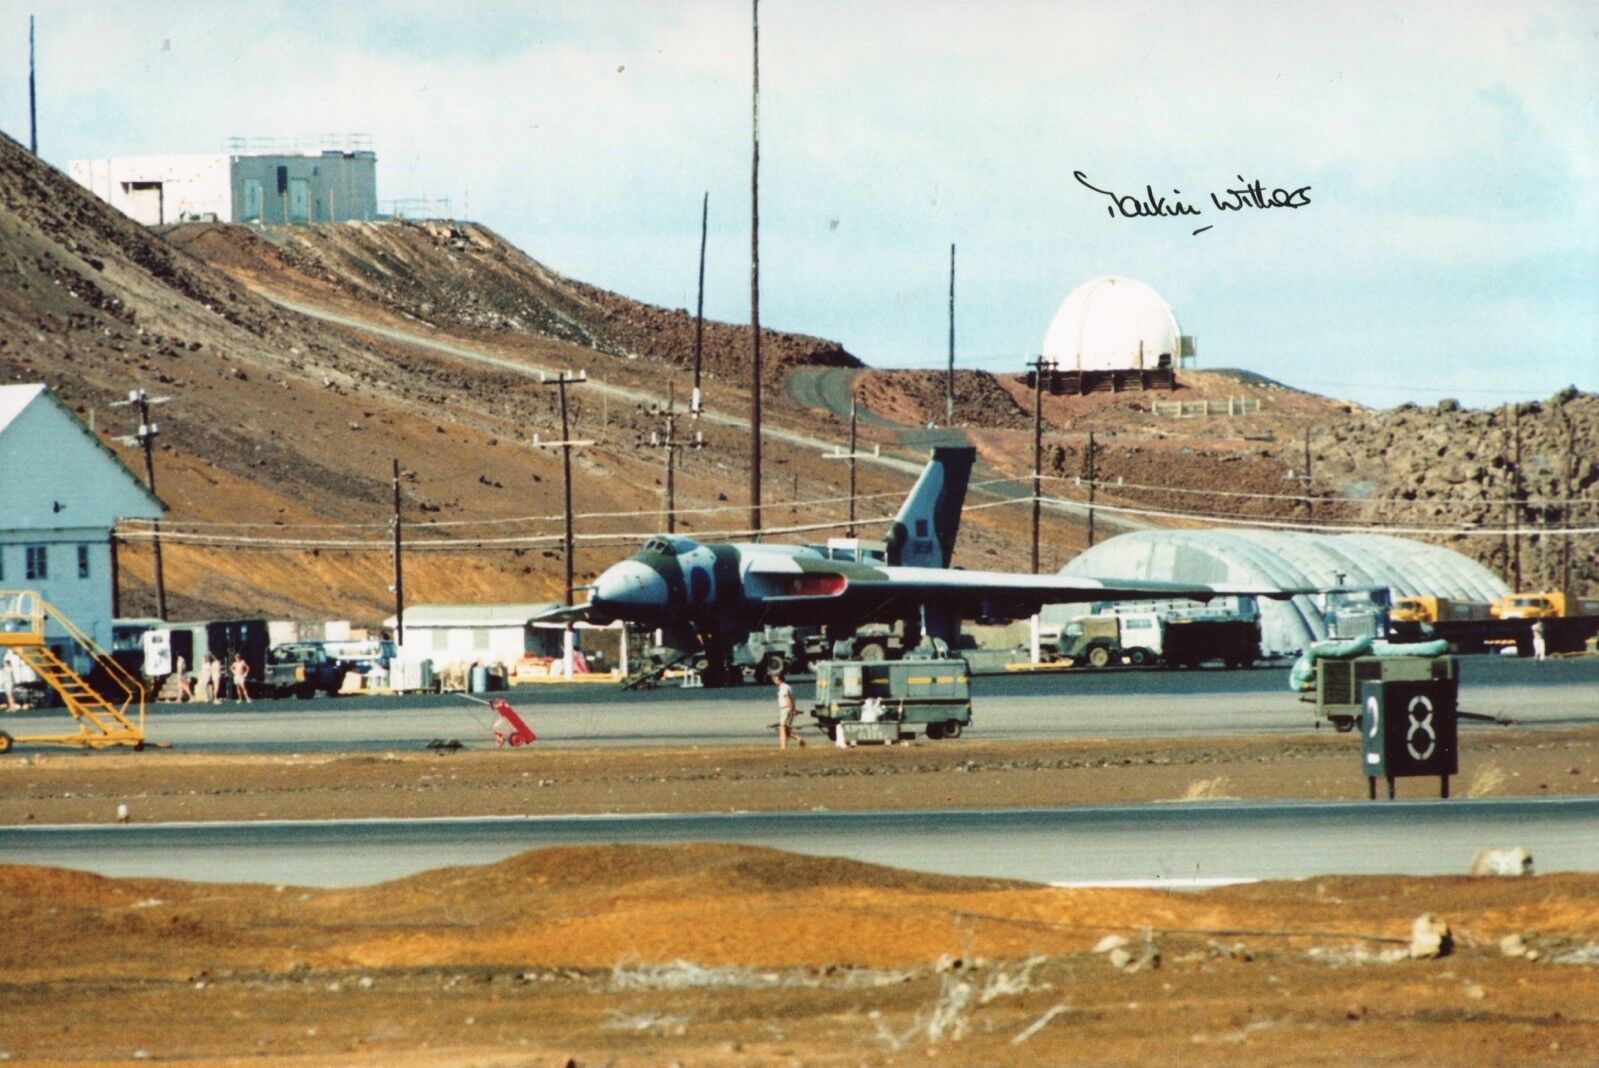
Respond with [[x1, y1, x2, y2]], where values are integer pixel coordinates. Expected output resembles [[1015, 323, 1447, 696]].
[[1314, 654, 1457, 732], [811, 656, 972, 743]]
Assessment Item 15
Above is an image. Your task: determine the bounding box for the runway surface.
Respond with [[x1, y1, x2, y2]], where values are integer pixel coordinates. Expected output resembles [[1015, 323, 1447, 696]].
[[3, 797, 1592, 887], [11, 654, 1592, 753]]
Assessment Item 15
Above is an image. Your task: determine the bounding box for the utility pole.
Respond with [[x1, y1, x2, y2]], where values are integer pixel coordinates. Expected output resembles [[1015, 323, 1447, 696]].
[[1304, 427, 1313, 524], [946, 242, 955, 427], [748, 0, 763, 532], [1085, 431, 1097, 549], [1028, 356, 1052, 574], [1561, 410, 1575, 594], [28, 14, 38, 155], [641, 384, 704, 533], [1511, 403, 1523, 590], [391, 458, 405, 646], [693, 191, 708, 418], [821, 397, 877, 538], [535, 371, 591, 606], [112, 389, 170, 619]]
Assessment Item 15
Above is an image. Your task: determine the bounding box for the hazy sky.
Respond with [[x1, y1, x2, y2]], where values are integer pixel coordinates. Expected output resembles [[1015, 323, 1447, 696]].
[[2, 0, 1594, 408]]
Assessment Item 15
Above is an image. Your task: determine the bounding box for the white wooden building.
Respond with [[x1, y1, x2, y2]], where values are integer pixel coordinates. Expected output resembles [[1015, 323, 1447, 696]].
[[0, 385, 164, 667], [386, 603, 564, 671]]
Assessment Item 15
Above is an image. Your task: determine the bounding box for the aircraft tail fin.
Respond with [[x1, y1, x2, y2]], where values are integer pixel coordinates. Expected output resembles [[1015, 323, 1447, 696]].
[[885, 446, 976, 567]]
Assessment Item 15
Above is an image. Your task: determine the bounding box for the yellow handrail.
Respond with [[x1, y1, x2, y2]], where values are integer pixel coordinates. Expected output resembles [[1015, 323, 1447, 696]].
[[0, 589, 146, 728]]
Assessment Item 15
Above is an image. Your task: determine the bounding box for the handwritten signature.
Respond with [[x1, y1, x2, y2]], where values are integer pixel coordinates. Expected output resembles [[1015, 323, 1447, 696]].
[[1073, 171, 1311, 235]]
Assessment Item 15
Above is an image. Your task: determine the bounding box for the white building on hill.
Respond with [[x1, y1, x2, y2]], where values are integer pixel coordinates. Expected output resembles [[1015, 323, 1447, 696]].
[[0, 385, 164, 666], [68, 148, 377, 226]]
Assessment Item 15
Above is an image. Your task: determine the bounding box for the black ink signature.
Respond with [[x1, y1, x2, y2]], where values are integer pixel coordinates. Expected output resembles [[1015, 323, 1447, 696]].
[[1074, 170, 1312, 236]]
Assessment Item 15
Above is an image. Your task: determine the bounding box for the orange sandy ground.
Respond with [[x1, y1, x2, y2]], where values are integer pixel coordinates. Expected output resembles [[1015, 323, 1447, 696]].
[[3, 729, 1599, 1065], [1, 845, 1596, 1066]]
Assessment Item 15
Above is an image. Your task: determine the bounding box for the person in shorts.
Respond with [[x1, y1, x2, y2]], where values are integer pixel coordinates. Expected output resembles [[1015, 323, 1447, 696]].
[[774, 670, 804, 749]]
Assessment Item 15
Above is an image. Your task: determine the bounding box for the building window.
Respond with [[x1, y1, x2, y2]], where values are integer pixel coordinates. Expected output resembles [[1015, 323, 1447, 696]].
[[473, 627, 491, 651], [78, 545, 91, 579], [0, 548, 5, 581], [431, 629, 448, 653], [25, 545, 47, 581]]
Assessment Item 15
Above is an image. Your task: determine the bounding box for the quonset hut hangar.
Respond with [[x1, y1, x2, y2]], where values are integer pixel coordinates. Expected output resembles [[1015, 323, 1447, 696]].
[[1045, 530, 1510, 655]]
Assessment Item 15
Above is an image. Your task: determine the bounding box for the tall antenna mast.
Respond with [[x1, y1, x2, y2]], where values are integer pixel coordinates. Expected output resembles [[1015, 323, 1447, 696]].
[[693, 191, 708, 418], [748, 0, 763, 532], [946, 242, 956, 426], [28, 14, 38, 155]]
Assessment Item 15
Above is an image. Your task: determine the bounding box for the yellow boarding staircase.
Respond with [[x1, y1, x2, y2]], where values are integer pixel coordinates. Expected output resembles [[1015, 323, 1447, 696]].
[[0, 590, 147, 753]]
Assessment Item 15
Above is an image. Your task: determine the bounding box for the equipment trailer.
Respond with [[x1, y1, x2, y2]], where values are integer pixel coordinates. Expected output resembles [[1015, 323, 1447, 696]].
[[810, 654, 972, 743]]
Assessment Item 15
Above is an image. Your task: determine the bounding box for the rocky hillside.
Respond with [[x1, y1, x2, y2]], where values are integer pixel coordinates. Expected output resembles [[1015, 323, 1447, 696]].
[[0, 133, 1048, 621], [166, 220, 861, 386], [0, 131, 715, 619], [1313, 389, 1598, 594]]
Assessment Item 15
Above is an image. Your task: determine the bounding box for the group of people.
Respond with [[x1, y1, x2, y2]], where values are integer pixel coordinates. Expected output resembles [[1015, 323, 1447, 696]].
[[169, 653, 252, 703]]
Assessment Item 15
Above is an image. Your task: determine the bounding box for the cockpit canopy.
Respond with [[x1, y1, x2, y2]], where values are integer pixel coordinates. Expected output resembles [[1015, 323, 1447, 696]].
[[638, 535, 701, 557]]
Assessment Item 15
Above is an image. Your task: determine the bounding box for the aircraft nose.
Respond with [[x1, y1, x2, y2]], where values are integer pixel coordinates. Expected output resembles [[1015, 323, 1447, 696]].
[[592, 559, 669, 616]]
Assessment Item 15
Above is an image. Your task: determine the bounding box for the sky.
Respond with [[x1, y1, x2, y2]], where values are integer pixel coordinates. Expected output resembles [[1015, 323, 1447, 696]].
[[1, 0, 1594, 409]]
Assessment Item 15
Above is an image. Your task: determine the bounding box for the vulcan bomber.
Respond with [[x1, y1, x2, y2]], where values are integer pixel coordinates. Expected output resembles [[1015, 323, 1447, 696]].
[[544, 446, 1300, 684]]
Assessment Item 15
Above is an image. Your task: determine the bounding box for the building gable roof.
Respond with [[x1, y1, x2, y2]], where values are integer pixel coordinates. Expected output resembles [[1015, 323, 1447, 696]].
[[383, 603, 561, 629], [0, 384, 164, 529]]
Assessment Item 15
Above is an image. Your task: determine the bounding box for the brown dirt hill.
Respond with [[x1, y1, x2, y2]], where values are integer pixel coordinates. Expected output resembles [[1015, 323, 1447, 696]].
[[856, 369, 1032, 429], [0, 131, 715, 619], [0, 132, 1056, 622], [166, 219, 862, 386]]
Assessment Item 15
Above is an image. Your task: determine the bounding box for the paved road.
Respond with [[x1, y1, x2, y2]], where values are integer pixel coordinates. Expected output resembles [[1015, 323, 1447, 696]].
[[277, 295, 1133, 535], [9, 655, 1592, 753], [3, 797, 1592, 887], [270, 295, 942, 485]]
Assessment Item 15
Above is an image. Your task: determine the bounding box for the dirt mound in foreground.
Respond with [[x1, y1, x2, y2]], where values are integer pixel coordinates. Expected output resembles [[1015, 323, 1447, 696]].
[[4, 844, 1598, 1064]]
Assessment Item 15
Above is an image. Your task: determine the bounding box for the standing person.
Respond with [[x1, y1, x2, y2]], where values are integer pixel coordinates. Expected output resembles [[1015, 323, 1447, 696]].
[[207, 654, 223, 704], [198, 655, 215, 703], [230, 653, 252, 703], [173, 653, 193, 702], [1531, 619, 1547, 662], [2, 649, 18, 711], [773, 670, 804, 749]]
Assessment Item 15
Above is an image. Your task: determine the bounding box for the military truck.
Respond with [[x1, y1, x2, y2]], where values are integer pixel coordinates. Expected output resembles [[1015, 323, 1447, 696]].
[[739, 623, 907, 679], [263, 641, 348, 699]]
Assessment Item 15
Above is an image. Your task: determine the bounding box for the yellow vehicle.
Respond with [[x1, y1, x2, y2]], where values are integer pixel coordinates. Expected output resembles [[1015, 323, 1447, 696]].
[[1390, 596, 1494, 625], [1492, 592, 1599, 620]]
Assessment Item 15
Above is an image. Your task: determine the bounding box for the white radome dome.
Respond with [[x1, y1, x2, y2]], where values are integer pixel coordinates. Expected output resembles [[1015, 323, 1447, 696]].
[[1042, 276, 1181, 372]]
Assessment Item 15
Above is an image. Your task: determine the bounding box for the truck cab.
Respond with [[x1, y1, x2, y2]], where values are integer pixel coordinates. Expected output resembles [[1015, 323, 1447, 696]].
[[1493, 592, 1599, 619], [265, 641, 347, 698]]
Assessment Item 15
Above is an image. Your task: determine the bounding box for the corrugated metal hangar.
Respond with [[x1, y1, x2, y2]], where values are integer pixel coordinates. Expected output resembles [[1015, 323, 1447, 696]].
[[1051, 530, 1509, 655]]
